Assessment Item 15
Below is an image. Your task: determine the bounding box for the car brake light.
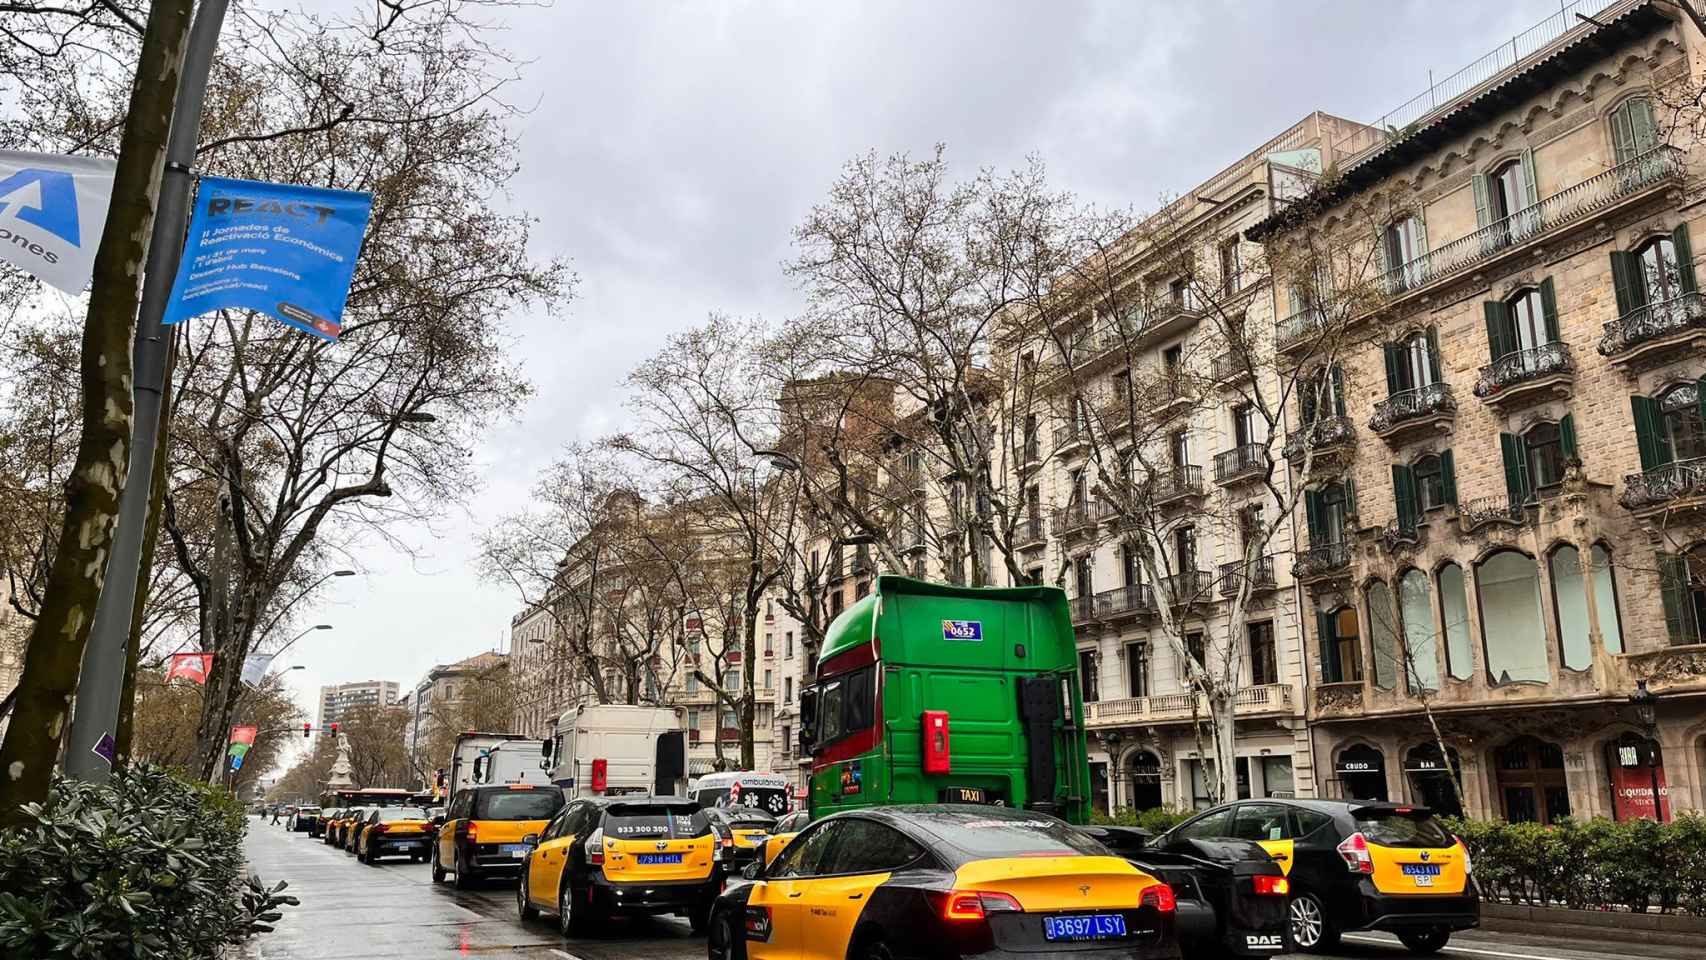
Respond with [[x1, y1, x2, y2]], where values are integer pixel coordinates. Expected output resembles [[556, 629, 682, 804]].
[[1140, 883, 1176, 913], [941, 891, 1021, 921], [372, 824, 389, 834], [467, 822, 478, 842], [1337, 832, 1374, 874], [1456, 836, 1472, 877], [588, 828, 605, 866], [1252, 874, 1289, 896]]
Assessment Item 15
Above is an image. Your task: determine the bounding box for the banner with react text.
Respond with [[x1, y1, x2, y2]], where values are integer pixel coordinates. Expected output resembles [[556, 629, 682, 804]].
[[0, 150, 116, 293], [162, 176, 372, 341]]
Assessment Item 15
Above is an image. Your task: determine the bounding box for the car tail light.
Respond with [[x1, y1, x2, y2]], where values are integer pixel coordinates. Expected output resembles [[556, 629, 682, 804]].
[[941, 891, 1021, 921], [371, 824, 389, 835], [1337, 832, 1374, 874], [1252, 874, 1289, 896], [1140, 883, 1176, 913], [1456, 836, 1473, 877], [467, 822, 478, 842], [588, 828, 605, 866]]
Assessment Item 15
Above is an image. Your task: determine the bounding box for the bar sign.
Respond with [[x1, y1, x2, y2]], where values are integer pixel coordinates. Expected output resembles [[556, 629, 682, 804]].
[[942, 619, 983, 641]]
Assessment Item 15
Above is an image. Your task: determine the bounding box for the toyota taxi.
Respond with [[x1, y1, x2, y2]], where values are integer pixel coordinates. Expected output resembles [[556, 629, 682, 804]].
[[433, 783, 564, 888], [515, 795, 722, 935], [707, 805, 1179, 960], [1156, 798, 1477, 954]]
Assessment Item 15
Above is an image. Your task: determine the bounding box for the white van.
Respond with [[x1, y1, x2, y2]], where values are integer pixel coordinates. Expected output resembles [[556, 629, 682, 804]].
[[545, 703, 688, 799], [688, 771, 792, 815], [448, 732, 553, 796]]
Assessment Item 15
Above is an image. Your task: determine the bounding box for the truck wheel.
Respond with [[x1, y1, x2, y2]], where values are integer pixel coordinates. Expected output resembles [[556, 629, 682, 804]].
[[1287, 891, 1339, 952], [1397, 927, 1450, 954]]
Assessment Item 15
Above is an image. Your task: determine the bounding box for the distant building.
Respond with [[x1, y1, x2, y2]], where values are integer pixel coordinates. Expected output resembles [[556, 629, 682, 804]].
[[315, 679, 400, 729], [405, 651, 510, 775]]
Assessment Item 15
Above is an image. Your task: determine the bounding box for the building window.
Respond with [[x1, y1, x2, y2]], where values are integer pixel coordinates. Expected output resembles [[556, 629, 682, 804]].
[[1233, 404, 1260, 447], [1126, 642, 1149, 697], [1078, 649, 1098, 702], [1385, 327, 1439, 392], [1184, 632, 1206, 672], [1405, 744, 1463, 817], [1639, 235, 1685, 304], [1219, 237, 1241, 292], [1660, 383, 1706, 462], [1128, 750, 1162, 809], [1300, 364, 1345, 424], [1398, 569, 1439, 693], [1307, 481, 1350, 545], [1610, 96, 1658, 163], [1169, 430, 1190, 467], [1496, 737, 1569, 824], [1335, 743, 1388, 801], [784, 631, 794, 658], [1524, 421, 1566, 490], [784, 677, 793, 702], [1590, 544, 1624, 655], [1024, 566, 1042, 585], [1477, 550, 1549, 685], [1073, 554, 1094, 598], [1550, 545, 1591, 672], [1437, 562, 1474, 681], [1384, 214, 1424, 275], [764, 632, 774, 655], [1413, 454, 1447, 511], [1489, 156, 1534, 222], [1366, 579, 1400, 691], [1173, 525, 1197, 573], [1320, 606, 1363, 684], [1247, 621, 1277, 686]]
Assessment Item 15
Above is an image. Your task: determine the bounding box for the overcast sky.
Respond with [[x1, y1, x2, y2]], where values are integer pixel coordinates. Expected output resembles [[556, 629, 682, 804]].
[[269, 0, 1576, 769]]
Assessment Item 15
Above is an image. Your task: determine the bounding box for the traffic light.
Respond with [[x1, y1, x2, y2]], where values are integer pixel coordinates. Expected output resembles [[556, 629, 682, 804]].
[[303, 723, 311, 738], [329, 722, 339, 736]]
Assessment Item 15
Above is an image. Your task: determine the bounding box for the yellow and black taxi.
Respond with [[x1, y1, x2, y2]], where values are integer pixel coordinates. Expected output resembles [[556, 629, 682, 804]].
[[759, 810, 810, 868], [355, 806, 436, 864], [432, 783, 564, 888], [707, 805, 1179, 960], [1154, 799, 1477, 955], [308, 807, 337, 839], [515, 795, 722, 935], [326, 807, 369, 848], [706, 806, 778, 869]]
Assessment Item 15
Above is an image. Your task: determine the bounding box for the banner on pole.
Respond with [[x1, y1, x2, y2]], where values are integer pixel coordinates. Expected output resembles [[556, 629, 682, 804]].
[[164, 653, 214, 685], [229, 724, 258, 746], [240, 653, 275, 687], [0, 149, 115, 293], [162, 176, 373, 341]]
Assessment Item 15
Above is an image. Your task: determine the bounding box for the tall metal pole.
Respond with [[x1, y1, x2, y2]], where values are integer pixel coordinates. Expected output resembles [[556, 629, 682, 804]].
[[65, 0, 231, 781]]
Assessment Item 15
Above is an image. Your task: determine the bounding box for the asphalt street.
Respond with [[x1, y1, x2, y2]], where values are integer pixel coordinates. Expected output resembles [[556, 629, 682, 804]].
[[242, 820, 1669, 960]]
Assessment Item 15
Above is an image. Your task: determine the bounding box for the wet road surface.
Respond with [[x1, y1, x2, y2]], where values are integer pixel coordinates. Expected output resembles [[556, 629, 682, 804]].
[[243, 818, 1662, 959]]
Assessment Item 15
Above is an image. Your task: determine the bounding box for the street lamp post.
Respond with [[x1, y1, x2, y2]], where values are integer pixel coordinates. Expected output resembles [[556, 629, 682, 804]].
[[1628, 679, 1664, 822]]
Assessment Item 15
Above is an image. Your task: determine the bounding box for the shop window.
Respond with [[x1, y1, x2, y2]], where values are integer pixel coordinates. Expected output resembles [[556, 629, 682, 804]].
[[1550, 545, 1591, 672], [1258, 756, 1295, 799], [1497, 737, 1570, 825], [1399, 569, 1439, 692], [1590, 544, 1624, 655], [1477, 550, 1549, 685], [1128, 750, 1162, 810], [1335, 744, 1388, 802], [1438, 563, 1474, 681], [1404, 743, 1463, 817], [1187, 757, 1251, 809], [1367, 580, 1400, 691], [1604, 732, 1670, 823]]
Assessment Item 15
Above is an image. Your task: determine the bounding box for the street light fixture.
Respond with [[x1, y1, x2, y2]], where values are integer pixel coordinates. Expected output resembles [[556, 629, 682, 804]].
[[1629, 679, 1657, 732], [753, 448, 801, 472]]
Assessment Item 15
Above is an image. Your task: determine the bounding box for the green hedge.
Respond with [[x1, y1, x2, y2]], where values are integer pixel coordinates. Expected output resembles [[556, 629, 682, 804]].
[[0, 765, 297, 959], [1443, 814, 1706, 915], [1088, 805, 1193, 834]]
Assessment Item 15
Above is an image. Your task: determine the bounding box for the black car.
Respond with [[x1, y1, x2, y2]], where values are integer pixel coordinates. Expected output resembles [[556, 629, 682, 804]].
[[704, 806, 778, 868], [1155, 799, 1478, 954], [289, 805, 322, 833]]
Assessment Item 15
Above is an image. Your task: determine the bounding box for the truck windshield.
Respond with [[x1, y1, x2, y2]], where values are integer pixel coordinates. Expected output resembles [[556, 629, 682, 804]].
[[474, 789, 563, 821], [607, 806, 710, 839]]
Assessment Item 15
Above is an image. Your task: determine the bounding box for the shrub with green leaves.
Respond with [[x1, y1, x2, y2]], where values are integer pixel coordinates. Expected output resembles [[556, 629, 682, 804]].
[[1088, 805, 1193, 834], [0, 764, 297, 958]]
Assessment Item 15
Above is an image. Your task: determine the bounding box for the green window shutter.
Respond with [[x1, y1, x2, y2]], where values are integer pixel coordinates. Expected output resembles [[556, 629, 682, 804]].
[[1673, 223, 1696, 294], [1560, 413, 1578, 461], [1317, 609, 1341, 682], [1500, 432, 1532, 504], [1344, 477, 1358, 515], [1471, 174, 1491, 229], [1697, 375, 1706, 427], [1658, 551, 1699, 644], [1382, 343, 1401, 396], [1539, 277, 1561, 343], [1611, 100, 1637, 164], [1440, 449, 1458, 504], [1300, 377, 1317, 425], [1519, 148, 1539, 208], [1631, 394, 1669, 470], [1330, 365, 1345, 417], [1392, 463, 1417, 530], [1425, 325, 1441, 373], [1305, 488, 1322, 540], [1630, 97, 1657, 156], [1414, 212, 1428, 257], [1484, 299, 1511, 362], [1611, 250, 1647, 315]]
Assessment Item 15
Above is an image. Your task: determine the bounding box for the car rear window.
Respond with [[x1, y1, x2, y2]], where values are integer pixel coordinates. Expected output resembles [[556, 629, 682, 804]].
[[473, 789, 563, 821], [377, 807, 429, 822], [606, 806, 711, 840], [928, 816, 1110, 858], [716, 808, 777, 827], [1356, 811, 1454, 848]]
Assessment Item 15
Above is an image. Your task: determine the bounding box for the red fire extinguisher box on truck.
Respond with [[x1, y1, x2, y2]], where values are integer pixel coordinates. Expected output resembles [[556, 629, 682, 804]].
[[922, 710, 951, 774]]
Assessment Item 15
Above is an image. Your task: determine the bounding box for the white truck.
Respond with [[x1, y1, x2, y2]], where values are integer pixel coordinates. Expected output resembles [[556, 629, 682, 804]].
[[544, 703, 688, 799], [447, 732, 554, 796]]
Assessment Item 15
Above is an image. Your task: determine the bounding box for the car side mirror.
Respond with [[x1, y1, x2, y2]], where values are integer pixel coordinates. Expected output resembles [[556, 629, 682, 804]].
[[741, 861, 763, 881], [522, 833, 540, 845], [431, 815, 445, 827]]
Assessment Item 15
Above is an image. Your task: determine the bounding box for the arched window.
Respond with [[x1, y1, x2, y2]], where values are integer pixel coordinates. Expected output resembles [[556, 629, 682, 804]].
[[1366, 580, 1400, 691], [1550, 544, 1591, 672], [1490, 158, 1534, 221], [1405, 743, 1463, 817], [1524, 421, 1566, 490], [1496, 737, 1570, 824], [1637, 235, 1684, 305], [1658, 383, 1706, 463], [1438, 563, 1474, 681], [1320, 605, 1363, 683], [1335, 744, 1388, 802], [1477, 550, 1549, 684], [1399, 569, 1439, 692], [1591, 544, 1624, 655], [1128, 750, 1162, 811]]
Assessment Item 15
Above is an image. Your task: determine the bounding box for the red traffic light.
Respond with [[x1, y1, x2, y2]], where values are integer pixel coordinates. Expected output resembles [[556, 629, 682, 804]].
[[302, 723, 311, 738], [329, 722, 339, 736]]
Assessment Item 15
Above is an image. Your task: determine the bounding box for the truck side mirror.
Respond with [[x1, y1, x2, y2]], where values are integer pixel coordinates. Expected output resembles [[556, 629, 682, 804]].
[[540, 738, 553, 760], [472, 756, 487, 783], [798, 687, 818, 750]]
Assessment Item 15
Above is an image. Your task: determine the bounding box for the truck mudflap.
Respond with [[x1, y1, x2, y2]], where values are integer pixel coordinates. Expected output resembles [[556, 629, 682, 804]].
[[1015, 676, 1060, 816]]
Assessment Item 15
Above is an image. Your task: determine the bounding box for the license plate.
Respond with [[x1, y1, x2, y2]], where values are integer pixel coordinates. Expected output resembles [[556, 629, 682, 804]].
[[638, 853, 684, 865], [499, 844, 530, 857], [1044, 914, 1127, 942], [1401, 863, 1442, 876]]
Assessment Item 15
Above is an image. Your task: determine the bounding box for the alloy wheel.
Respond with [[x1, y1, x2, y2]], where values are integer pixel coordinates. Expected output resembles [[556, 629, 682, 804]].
[[1289, 894, 1324, 949], [557, 883, 574, 936]]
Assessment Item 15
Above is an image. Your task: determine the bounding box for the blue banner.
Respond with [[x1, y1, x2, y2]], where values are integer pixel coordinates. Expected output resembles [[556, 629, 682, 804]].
[[162, 176, 372, 341]]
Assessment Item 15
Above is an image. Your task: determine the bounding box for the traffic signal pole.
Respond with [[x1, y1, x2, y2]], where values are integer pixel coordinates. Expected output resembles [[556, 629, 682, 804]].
[[65, 0, 230, 781]]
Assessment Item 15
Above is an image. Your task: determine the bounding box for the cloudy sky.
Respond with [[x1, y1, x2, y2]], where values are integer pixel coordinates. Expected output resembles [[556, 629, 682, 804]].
[[270, 0, 1577, 763]]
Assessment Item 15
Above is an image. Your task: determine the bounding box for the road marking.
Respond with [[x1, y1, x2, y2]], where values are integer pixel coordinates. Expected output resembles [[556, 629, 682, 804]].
[[549, 950, 583, 960], [1344, 933, 1588, 960]]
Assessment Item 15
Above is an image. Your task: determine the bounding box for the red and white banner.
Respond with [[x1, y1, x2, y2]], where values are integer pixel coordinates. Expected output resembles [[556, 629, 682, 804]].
[[164, 653, 214, 685], [228, 724, 258, 746]]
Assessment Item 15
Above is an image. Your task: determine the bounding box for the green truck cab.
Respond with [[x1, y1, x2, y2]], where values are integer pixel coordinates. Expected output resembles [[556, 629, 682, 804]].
[[799, 575, 1091, 823]]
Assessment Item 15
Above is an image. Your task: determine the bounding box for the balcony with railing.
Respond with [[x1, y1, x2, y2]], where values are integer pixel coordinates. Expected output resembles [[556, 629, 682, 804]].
[[1069, 594, 1097, 626], [1219, 556, 1277, 598], [1214, 443, 1269, 485], [1094, 583, 1152, 620], [1152, 464, 1205, 504], [1211, 350, 1253, 384], [1473, 341, 1574, 409], [1051, 500, 1105, 537], [1015, 517, 1047, 549], [1368, 382, 1456, 441], [1275, 305, 1329, 353], [1085, 682, 1294, 728], [1599, 291, 1706, 366], [1292, 541, 1350, 581], [1621, 457, 1706, 514], [1153, 569, 1207, 605], [1283, 415, 1355, 466], [1458, 495, 1531, 530]]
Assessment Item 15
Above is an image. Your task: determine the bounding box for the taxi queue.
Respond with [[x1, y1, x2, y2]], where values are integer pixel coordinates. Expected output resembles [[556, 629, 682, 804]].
[[272, 787, 1477, 960]]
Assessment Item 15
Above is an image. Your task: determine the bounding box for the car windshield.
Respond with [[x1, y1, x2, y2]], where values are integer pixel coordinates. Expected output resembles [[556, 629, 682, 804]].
[[714, 808, 776, 827], [298, 807, 319, 813], [1356, 810, 1454, 848], [377, 807, 430, 822], [473, 789, 563, 821], [606, 805, 711, 840], [926, 814, 1110, 859]]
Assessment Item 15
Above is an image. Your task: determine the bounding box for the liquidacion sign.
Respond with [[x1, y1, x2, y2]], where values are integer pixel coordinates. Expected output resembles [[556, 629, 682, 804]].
[[162, 176, 372, 341]]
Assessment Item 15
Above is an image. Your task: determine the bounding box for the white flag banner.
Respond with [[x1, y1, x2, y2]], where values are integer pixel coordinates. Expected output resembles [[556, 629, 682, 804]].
[[240, 653, 275, 687], [0, 149, 115, 293]]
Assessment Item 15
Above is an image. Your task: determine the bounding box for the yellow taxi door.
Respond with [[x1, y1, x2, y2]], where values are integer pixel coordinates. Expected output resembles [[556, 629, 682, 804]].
[[526, 837, 569, 906], [1231, 802, 1296, 876], [744, 879, 803, 960], [794, 873, 889, 960]]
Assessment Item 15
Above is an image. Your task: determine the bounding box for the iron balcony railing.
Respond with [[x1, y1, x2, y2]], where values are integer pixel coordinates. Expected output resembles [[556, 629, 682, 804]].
[[1094, 583, 1151, 618], [1015, 517, 1046, 546], [1069, 594, 1097, 625], [1474, 340, 1574, 398], [1214, 443, 1269, 483], [1051, 500, 1109, 532], [1283, 415, 1355, 461], [1293, 541, 1350, 579], [1153, 464, 1205, 502], [1621, 457, 1706, 511], [1377, 147, 1682, 296], [1369, 382, 1455, 434], [1459, 495, 1530, 529], [1153, 569, 1206, 604], [1599, 291, 1706, 358], [1219, 556, 1277, 597], [1211, 351, 1252, 382], [1275, 305, 1329, 350]]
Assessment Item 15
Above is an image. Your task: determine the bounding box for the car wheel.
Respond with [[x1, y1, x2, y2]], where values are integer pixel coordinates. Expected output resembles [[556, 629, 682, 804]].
[[707, 907, 746, 960], [1287, 891, 1339, 952], [1397, 927, 1451, 954], [855, 938, 896, 960], [431, 847, 446, 884], [689, 901, 711, 934], [453, 852, 477, 889], [516, 875, 539, 922], [558, 881, 591, 936]]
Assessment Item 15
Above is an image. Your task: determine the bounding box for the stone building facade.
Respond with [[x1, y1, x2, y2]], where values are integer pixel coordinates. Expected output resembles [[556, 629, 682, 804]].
[[1251, 0, 1706, 822]]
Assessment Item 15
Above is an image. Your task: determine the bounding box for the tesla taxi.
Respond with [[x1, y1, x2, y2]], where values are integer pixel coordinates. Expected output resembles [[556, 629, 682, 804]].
[[355, 806, 436, 864], [707, 805, 1179, 960]]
